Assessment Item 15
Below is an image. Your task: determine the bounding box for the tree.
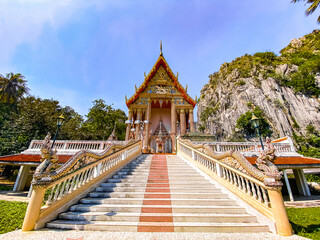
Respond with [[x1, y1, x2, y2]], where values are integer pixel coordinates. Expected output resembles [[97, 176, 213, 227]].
[[0, 73, 29, 104], [81, 99, 127, 140], [236, 107, 272, 139], [0, 96, 84, 156], [292, 0, 320, 23]]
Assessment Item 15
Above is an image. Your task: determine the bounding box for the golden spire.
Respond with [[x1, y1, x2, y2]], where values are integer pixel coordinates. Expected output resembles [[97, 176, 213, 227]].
[[160, 40, 162, 56]]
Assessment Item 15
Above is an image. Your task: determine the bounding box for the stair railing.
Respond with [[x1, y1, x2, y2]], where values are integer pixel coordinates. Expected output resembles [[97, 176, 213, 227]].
[[177, 137, 292, 236], [22, 136, 141, 231]]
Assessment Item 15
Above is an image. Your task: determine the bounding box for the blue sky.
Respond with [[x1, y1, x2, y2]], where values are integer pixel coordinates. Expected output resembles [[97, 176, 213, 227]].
[[0, 0, 318, 117]]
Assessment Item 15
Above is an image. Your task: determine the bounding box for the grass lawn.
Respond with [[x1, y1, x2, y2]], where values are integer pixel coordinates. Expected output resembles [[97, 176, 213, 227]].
[[0, 200, 28, 234], [287, 207, 320, 240]]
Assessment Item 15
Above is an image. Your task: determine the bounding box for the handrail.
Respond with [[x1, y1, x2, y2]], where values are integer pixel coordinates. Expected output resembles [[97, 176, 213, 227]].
[[177, 137, 292, 236], [22, 140, 141, 231], [192, 142, 297, 155]]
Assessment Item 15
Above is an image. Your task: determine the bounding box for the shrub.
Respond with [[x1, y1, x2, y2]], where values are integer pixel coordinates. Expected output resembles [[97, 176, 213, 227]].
[[236, 106, 272, 138]]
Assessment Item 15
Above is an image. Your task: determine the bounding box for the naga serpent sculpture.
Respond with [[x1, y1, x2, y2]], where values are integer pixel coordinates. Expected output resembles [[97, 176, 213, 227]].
[[178, 137, 283, 190], [32, 133, 137, 187]]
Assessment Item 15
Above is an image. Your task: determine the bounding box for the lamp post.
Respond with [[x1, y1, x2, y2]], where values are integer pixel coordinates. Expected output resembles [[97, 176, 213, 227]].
[[250, 113, 264, 150], [51, 114, 65, 148]]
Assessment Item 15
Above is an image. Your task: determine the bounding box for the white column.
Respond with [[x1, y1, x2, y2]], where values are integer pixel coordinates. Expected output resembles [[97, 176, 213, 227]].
[[293, 169, 311, 197], [283, 170, 294, 202], [13, 165, 31, 192]]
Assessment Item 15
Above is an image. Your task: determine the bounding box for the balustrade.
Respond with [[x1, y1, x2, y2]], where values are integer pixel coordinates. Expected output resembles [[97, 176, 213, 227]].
[[22, 141, 141, 231], [193, 141, 295, 155], [177, 139, 292, 236]]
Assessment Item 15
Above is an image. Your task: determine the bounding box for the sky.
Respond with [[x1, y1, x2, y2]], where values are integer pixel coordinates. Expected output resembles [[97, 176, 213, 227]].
[[0, 0, 319, 117]]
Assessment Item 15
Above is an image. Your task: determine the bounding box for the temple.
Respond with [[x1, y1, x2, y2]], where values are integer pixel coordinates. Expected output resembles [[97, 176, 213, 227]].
[[125, 44, 196, 153]]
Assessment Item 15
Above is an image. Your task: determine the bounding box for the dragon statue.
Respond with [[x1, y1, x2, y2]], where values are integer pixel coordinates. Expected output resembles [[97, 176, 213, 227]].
[[178, 137, 283, 190], [33, 133, 59, 183], [255, 137, 283, 187], [32, 133, 137, 187]]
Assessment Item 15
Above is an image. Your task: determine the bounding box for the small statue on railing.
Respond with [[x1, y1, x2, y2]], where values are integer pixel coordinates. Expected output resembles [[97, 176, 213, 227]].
[[33, 133, 59, 182], [256, 137, 282, 186]]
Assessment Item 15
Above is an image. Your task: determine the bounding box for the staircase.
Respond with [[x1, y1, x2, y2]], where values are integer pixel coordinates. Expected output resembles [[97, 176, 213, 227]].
[[46, 154, 270, 232]]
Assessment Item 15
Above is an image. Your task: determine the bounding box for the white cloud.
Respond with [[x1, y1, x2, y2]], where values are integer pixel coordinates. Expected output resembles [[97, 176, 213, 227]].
[[0, 0, 112, 73]]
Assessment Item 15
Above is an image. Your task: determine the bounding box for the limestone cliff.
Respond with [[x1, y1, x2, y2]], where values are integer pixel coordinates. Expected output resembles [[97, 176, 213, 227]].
[[197, 30, 320, 141]]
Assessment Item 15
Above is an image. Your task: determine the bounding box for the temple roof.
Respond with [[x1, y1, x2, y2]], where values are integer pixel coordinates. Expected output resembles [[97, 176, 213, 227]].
[[126, 53, 196, 107]]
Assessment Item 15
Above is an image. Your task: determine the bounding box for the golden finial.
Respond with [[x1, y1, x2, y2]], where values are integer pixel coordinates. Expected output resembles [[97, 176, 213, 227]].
[[125, 95, 128, 102], [176, 72, 179, 78], [195, 95, 198, 101], [160, 40, 162, 55], [135, 84, 138, 92], [144, 72, 146, 78], [185, 84, 188, 92]]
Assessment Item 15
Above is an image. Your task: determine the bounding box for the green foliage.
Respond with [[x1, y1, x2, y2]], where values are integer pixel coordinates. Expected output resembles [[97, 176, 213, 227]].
[[236, 107, 272, 138], [273, 99, 283, 109], [0, 73, 29, 104], [236, 80, 246, 86], [287, 207, 320, 240], [205, 31, 320, 100], [305, 174, 320, 183], [0, 200, 27, 234], [81, 99, 127, 140], [0, 79, 128, 156], [200, 105, 220, 124], [293, 125, 320, 158], [246, 102, 253, 108], [291, 116, 300, 130], [253, 52, 278, 66]]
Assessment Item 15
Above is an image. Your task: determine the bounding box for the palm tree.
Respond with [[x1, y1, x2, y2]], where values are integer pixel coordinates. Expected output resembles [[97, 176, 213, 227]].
[[0, 73, 29, 103], [292, 0, 320, 23]]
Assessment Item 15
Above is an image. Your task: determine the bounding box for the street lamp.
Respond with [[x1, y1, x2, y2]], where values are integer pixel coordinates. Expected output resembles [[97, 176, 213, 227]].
[[250, 113, 264, 150], [51, 114, 65, 148]]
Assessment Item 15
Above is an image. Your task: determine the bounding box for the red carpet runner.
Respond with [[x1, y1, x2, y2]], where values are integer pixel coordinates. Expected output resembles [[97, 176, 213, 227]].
[[137, 155, 174, 232]]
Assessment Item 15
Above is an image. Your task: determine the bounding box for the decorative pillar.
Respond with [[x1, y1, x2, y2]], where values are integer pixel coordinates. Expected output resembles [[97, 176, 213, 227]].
[[283, 169, 294, 202], [13, 165, 31, 191], [144, 99, 151, 152], [171, 99, 176, 153], [135, 109, 142, 140], [180, 109, 186, 135], [268, 189, 293, 236], [293, 169, 311, 197], [189, 109, 195, 132], [125, 110, 133, 141], [171, 100, 176, 134]]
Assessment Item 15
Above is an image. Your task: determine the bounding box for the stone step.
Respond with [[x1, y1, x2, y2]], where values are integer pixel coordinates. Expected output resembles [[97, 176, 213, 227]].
[[100, 182, 216, 188], [79, 197, 236, 206], [95, 187, 219, 193], [46, 154, 270, 233], [88, 192, 225, 199], [47, 220, 269, 232], [58, 212, 258, 223], [69, 204, 247, 214]]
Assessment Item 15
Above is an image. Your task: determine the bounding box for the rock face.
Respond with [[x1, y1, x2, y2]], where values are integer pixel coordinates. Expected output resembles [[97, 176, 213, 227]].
[[197, 30, 320, 141]]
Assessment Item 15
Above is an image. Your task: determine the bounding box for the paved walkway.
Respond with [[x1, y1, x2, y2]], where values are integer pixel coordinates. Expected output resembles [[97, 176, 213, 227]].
[[0, 230, 309, 240], [0, 191, 29, 202]]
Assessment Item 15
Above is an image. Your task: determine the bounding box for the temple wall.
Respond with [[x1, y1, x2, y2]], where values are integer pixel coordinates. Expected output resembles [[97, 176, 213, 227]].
[[150, 108, 171, 134]]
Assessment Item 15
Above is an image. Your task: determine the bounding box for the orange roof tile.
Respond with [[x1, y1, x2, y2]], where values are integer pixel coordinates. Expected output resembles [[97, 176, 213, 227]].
[[246, 156, 320, 165], [0, 154, 71, 164]]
